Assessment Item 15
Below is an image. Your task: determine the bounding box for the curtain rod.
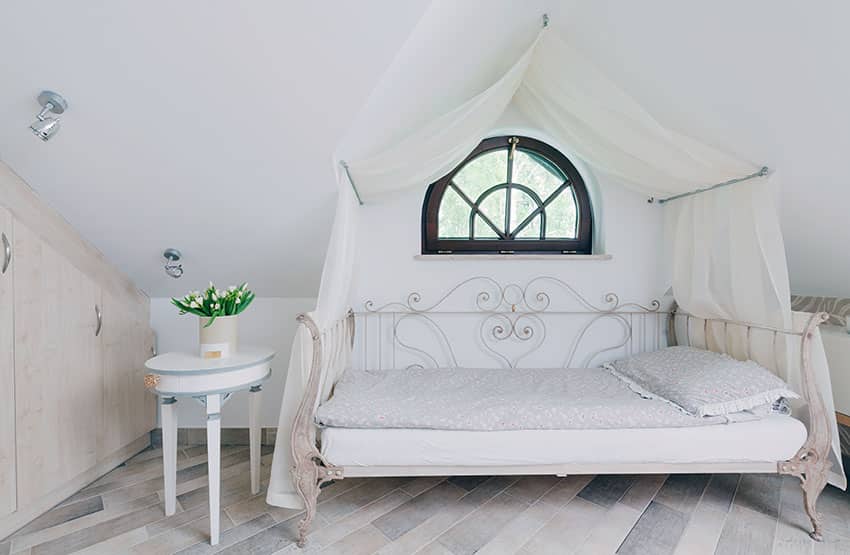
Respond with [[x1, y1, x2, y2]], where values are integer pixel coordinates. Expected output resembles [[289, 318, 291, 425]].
[[649, 166, 769, 205], [339, 161, 364, 206]]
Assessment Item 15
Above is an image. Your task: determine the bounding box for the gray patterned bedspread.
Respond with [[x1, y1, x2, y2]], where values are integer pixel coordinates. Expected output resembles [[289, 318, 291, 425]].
[[316, 367, 732, 431]]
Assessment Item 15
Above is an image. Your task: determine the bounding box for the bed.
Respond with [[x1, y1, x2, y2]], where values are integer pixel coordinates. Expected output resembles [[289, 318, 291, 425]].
[[289, 277, 833, 547]]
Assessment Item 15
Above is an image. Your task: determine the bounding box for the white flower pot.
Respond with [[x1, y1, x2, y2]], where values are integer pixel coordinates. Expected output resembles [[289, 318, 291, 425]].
[[199, 315, 238, 359]]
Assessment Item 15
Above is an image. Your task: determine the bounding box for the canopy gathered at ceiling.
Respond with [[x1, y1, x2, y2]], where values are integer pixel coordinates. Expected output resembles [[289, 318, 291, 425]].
[[267, 20, 844, 508]]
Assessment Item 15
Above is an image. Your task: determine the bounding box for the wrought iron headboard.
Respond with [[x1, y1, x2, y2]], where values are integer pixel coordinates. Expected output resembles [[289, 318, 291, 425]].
[[354, 276, 664, 370]]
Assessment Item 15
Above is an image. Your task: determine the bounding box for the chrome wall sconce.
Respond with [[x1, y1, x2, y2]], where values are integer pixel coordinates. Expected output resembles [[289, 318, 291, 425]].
[[30, 90, 68, 141], [163, 248, 183, 279]]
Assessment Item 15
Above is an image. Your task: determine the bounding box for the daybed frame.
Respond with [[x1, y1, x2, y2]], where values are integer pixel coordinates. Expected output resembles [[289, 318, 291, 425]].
[[289, 277, 833, 546]]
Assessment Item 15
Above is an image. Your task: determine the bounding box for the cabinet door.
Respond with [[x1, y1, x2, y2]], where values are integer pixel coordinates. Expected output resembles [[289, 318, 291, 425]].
[[13, 221, 103, 503], [0, 206, 15, 518], [100, 290, 156, 458]]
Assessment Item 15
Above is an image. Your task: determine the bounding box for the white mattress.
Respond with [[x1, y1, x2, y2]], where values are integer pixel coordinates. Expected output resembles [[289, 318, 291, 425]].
[[320, 414, 806, 467], [317, 367, 732, 431]]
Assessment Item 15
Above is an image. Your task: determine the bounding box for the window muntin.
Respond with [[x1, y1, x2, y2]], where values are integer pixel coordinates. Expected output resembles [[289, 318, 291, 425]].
[[423, 136, 592, 254]]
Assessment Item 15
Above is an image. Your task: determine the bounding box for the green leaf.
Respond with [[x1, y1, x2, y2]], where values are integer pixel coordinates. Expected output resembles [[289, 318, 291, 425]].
[[237, 292, 255, 314]]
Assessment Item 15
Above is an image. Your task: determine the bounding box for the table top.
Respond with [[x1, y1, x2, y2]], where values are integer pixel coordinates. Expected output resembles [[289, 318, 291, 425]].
[[145, 347, 275, 375]]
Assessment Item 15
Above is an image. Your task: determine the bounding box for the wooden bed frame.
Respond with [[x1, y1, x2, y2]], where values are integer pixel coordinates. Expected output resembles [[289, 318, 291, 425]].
[[289, 277, 833, 546]]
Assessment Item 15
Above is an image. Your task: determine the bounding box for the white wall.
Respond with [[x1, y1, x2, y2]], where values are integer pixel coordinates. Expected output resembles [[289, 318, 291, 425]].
[[150, 297, 315, 427]]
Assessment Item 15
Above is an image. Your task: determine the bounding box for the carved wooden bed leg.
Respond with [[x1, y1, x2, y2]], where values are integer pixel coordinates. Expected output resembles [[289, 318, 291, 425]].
[[291, 457, 336, 547], [289, 312, 352, 548], [777, 312, 832, 542], [801, 472, 828, 541], [780, 452, 830, 541]]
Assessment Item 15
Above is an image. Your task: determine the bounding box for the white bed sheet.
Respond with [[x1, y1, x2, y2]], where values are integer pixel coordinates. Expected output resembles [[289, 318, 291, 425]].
[[320, 414, 806, 467]]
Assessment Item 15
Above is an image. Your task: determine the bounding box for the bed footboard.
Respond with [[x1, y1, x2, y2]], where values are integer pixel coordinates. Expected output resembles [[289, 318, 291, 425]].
[[671, 308, 832, 541], [290, 311, 353, 547], [777, 312, 832, 541]]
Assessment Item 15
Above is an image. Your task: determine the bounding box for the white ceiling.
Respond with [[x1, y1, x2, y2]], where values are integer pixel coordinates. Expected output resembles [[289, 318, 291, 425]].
[[0, 0, 430, 297], [2, 1, 849, 298], [554, 0, 850, 297]]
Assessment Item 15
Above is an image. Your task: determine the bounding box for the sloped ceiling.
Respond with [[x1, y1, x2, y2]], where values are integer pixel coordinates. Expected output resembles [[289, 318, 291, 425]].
[[0, 0, 430, 297], [553, 0, 850, 297], [2, 1, 848, 298]]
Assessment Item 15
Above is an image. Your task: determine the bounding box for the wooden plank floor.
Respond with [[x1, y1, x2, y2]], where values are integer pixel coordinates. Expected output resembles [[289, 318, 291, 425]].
[[2, 446, 849, 554]]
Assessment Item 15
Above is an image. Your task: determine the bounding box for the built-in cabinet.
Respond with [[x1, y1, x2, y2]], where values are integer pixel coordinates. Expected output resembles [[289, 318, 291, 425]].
[[13, 221, 103, 503], [100, 289, 156, 458], [0, 206, 15, 520], [0, 163, 156, 538]]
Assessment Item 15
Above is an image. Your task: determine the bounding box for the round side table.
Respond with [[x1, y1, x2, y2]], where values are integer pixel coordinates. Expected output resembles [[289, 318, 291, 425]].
[[145, 346, 275, 546]]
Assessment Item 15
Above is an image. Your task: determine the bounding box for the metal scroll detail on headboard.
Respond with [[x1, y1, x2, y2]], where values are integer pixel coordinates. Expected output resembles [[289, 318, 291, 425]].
[[358, 276, 662, 370]]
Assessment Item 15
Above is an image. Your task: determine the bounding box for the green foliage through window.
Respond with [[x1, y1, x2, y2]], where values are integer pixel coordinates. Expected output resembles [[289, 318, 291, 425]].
[[423, 136, 592, 254]]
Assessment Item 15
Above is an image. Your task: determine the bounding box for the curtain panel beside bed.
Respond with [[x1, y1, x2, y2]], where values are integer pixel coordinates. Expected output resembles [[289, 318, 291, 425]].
[[267, 22, 844, 508]]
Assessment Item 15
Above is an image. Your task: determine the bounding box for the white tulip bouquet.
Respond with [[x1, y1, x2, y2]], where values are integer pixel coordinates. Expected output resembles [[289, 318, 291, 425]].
[[172, 282, 255, 327]]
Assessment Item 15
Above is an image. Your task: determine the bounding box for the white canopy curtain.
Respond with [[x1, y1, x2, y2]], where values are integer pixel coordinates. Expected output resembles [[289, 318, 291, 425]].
[[268, 23, 844, 508]]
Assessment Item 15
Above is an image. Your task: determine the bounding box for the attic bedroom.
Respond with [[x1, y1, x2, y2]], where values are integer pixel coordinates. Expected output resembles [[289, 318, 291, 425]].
[[1, 1, 849, 554]]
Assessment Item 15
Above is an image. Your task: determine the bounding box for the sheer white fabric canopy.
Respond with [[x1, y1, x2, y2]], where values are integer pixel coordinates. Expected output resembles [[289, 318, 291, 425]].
[[267, 25, 844, 508]]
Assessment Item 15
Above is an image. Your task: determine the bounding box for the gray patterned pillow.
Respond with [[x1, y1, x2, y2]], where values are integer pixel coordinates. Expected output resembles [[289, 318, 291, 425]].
[[603, 346, 799, 417]]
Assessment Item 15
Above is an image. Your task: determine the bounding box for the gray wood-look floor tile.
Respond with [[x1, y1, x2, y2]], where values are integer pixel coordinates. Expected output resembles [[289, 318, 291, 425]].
[[11, 441, 847, 555], [8, 493, 162, 553], [774, 478, 814, 555], [147, 505, 231, 539], [374, 478, 515, 555], [673, 501, 728, 555], [131, 511, 235, 554], [577, 474, 636, 508], [224, 493, 301, 527], [576, 502, 643, 555], [732, 474, 782, 518], [178, 514, 276, 555], [700, 473, 740, 513], [503, 475, 560, 505], [520, 496, 606, 554], [814, 480, 850, 538], [653, 474, 710, 516], [715, 504, 777, 555], [299, 490, 412, 551], [620, 475, 667, 512], [537, 475, 593, 508], [400, 477, 447, 497], [446, 476, 490, 492], [321, 524, 388, 555], [30, 503, 168, 555], [617, 500, 688, 555], [12, 497, 104, 537], [814, 531, 850, 555], [434, 491, 530, 555], [317, 478, 408, 523], [372, 481, 465, 540], [73, 526, 149, 554], [475, 499, 560, 555], [176, 469, 266, 514], [318, 479, 370, 503]]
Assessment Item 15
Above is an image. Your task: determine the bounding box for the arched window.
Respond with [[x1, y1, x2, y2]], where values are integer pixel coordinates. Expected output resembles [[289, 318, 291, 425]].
[[422, 136, 593, 254]]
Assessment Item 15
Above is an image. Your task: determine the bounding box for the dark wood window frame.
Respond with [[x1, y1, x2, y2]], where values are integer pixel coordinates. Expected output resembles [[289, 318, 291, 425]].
[[422, 136, 593, 254]]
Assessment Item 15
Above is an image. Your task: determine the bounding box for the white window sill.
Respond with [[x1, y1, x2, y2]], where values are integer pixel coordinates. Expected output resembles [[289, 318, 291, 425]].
[[414, 254, 613, 261]]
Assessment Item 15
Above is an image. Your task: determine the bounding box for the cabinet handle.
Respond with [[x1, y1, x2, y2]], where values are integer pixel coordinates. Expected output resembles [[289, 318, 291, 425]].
[[1, 232, 9, 274], [95, 304, 102, 337]]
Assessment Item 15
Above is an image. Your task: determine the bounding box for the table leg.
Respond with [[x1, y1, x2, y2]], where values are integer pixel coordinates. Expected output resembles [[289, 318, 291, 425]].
[[249, 385, 262, 495], [206, 394, 222, 546], [161, 397, 178, 516]]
